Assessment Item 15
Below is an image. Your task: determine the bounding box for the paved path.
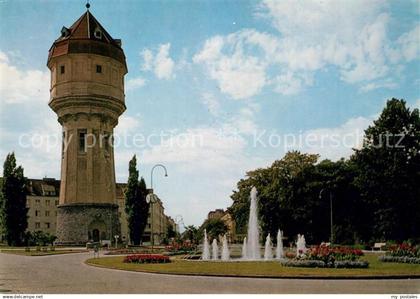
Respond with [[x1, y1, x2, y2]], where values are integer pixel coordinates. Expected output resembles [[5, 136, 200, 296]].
[[0, 252, 419, 294]]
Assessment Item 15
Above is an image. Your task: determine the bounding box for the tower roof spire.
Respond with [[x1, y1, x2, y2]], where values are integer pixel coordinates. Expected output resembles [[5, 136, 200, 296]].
[[86, 0, 90, 10]]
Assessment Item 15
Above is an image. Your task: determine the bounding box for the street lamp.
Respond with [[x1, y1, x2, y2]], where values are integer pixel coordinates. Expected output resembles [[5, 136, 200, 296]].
[[150, 164, 168, 190], [147, 164, 168, 251], [146, 193, 158, 251], [319, 188, 334, 244], [114, 235, 119, 248]]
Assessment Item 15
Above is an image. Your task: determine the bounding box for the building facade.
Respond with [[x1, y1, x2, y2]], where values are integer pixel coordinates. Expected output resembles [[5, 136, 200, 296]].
[[206, 209, 236, 242], [26, 179, 60, 236], [116, 184, 176, 245], [24, 178, 175, 245], [47, 8, 127, 244]]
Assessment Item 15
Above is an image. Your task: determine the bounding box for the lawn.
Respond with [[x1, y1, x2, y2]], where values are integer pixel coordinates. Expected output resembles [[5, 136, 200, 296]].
[[1, 249, 88, 256], [86, 253, 420, 278]]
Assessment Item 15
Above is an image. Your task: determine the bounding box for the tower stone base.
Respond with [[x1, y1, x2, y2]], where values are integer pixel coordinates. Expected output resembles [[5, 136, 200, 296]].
[[56, 203, 120, 245]]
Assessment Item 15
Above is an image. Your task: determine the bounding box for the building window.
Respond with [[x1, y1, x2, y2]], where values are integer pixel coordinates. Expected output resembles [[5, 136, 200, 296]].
[[46, 200, 50, 206], [45, 223, 50, 229], [55, 200, 59, 206], [35, 210, 40, 217], [35, 199, 40, 205], [96, 65, 102, 73], [35, 222, 40, 229], [45, 211, 50, 217], [94, 28, 102, 39], [78, 129, 87, 153], [60, 65, 65, 74]]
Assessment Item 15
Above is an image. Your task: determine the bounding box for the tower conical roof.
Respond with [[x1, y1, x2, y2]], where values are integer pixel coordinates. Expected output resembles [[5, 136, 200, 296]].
[[47, 10, 126, 69]]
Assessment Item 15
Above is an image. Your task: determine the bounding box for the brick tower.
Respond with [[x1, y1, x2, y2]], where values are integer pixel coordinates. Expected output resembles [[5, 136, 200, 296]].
[[48, 6, 127, 244]]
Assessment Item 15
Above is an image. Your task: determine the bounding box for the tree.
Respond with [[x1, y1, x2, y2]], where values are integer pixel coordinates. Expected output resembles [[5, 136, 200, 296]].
[[199, 218, 228, 240], [182, 225, 199, 244], [352, 98, 420, 242], [167, 224, 176, 239], [124, 155, 150, 245], [1, 153, 27, 246], [229, 151, 361, 245]]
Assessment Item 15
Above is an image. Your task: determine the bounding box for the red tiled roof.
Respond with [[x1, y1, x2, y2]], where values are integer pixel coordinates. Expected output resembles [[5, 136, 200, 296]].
[[47, 10, 126, 67]]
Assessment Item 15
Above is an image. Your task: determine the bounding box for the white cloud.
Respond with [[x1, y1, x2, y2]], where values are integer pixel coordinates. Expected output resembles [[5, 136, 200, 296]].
[[397, 24, 420, 62], [360, 80, 397, 92], [193, 1, 419, 98], [200, 93, 221, 116], [143, 127, 246, 168], [273, 71, 312, 95], [126, 77, 145, 91], [0, 51, 49, 104], [141, 43, 175, 80], [114, 115, 141, 136], [225, 103, 259, 135], [141, 49, 153, 71], [0, 51, 60, 177], [299, 116, 373, 160], [193, 32, 267, 100]]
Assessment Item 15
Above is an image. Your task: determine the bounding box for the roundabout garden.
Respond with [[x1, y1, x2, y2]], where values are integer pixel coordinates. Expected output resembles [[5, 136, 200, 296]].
[[86, 251, 420, 279]]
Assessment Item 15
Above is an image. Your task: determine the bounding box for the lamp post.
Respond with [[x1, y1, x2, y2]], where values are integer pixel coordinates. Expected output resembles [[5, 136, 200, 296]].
[[148, 164, 168, 251], [114, 235, 119, 248], [146, 193, 158, 251], [151, 164, 168, 190], [319, 188, 334, 244]]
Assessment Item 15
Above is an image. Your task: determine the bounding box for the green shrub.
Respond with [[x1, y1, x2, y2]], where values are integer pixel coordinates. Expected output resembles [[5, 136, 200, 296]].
[[379, 255, 420, 264]]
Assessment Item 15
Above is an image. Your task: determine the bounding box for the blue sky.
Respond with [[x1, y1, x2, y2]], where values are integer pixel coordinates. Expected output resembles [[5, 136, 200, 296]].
[[0, 0, 419, 227]]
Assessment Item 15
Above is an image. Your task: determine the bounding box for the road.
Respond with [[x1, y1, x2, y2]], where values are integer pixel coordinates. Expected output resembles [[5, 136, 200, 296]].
[[0, 252, 419, 294]]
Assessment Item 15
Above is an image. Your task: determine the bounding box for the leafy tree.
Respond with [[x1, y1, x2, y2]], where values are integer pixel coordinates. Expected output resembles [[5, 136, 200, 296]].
[[167, 224, 176, 239], [199, 218, 228, 240], [230, 151, 322, 243], [230, 152, 362, 245], [352, 98, 420, 242], [182, 225, 199, 244], [1, 153, 27, 246], [124, 155, 149, 245], [24, 231, 56, 246]]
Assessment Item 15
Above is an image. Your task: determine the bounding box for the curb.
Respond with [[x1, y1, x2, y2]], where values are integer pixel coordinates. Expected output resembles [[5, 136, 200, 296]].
[[84, 260, 420, 280]]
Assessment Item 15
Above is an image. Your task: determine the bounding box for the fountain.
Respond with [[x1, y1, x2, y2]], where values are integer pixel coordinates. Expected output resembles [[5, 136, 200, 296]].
[[202, 229, 210, 260], [212, 238, 219, 260], [276, 229, 284, 259], [296, 234, 307, 257], [246, 186, 260, 260], [264, 233, 273, 260], [221, 234, 230, 261], [241, 237, 247, 259], [199, 187, 289, 262]]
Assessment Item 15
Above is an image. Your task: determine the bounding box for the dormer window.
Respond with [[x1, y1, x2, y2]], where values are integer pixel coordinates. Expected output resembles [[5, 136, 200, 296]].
[[61, 26, 70, 38], [94, 27, 102, 39]]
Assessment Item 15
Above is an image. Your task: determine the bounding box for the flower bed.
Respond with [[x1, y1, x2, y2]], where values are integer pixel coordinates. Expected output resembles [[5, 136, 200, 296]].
[[280, 259, 368, 268], [281, 245, 368, 268], [379, 243, 420, 264], [280, 259, 326, 268], [387, 243, 420, 258], [165, 241, 196, 253], [123, 254, 170, 264], [306, 245, 364, 262]]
